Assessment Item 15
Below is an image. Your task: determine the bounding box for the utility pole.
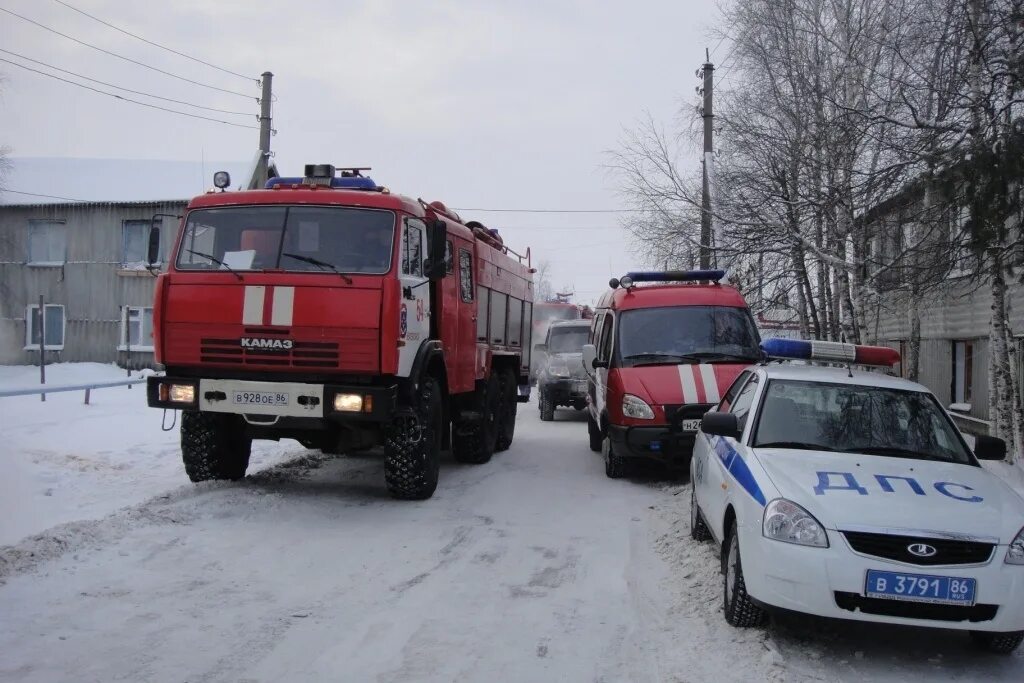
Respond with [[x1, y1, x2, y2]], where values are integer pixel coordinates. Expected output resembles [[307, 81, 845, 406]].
[[252, 71, 274, 189], [700, 53, 714, 270]]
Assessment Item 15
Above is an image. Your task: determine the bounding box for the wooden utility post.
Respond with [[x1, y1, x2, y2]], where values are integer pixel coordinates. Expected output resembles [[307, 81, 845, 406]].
[[252, 71, 274, 189], [700, 54, 715, 270]]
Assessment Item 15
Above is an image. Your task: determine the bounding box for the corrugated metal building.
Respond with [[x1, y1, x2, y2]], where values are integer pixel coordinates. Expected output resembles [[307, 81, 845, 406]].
[[0, 200, 185, 368]]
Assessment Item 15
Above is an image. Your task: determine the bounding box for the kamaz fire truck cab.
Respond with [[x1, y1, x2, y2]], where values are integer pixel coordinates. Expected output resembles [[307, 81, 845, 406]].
[[582, 270, 760, 478], [147, 165, 534, 500]]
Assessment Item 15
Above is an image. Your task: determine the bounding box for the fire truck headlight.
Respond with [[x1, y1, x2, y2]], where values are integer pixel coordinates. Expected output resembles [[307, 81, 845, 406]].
[[165, 383, 195, 404], [333, 393, 364, 412]]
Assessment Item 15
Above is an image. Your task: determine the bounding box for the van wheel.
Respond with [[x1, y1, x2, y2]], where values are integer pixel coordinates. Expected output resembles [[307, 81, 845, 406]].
[[453, 373, 499, 464], [384, 378, 442, 500], [969, 630, 1024, 654], [587, 413, 602, 452], [539, 388, 555, 421], [723, 521, 767, 627], [180, 411, 251, 482], [603, 436, 628, 479], [495, 368, 518, 452]]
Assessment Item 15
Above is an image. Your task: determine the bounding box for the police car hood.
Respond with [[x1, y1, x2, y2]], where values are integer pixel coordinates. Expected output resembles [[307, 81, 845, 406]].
[[753, 449, 1024, 542]]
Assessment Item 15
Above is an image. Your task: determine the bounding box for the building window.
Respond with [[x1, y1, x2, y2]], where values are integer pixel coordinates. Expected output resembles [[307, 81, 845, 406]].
[[120, 306, 154, 351], [948, 202, 971, 278], [459, 249, 473, 302], [953, 340, 974, 404], [122, 220, 159, 267], [28, 220, 67, 265], [25, 304, 65, 350]]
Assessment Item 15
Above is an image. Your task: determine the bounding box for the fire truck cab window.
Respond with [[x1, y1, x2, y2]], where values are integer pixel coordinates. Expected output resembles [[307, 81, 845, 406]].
[[459, 250, 473, 302], [402, 219, 425, 277], [175, 206, 395, 274]]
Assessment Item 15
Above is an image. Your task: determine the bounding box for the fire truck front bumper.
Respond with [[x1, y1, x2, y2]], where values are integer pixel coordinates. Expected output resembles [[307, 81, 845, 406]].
[[147, 376, 397, 423], [607, 423, 698, 469]]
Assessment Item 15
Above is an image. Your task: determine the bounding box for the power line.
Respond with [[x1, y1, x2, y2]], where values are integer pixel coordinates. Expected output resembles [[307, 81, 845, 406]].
[[0, 6, 257, 100], [453, 207, 644, 213], [3, 189, 88, 202], [0, 58, 260, 129], [0, 48, 255, 117], [51, 0, 257, 82]]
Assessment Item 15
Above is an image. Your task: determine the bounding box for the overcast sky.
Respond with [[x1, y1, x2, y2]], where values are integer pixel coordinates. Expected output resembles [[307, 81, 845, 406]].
[[0, 0, 721, 304]]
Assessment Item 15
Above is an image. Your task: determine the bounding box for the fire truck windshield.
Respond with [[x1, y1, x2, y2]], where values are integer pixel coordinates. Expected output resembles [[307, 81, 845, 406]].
[[175, 205, 395, 274], [616, 305, 761, 366]]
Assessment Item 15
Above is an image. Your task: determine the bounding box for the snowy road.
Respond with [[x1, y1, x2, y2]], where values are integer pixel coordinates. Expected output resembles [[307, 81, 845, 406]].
[[2, 376, 1024, 681]]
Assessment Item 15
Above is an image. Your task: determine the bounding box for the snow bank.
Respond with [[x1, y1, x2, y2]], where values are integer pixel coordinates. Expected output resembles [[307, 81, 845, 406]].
[[0, 363, 298, 547]]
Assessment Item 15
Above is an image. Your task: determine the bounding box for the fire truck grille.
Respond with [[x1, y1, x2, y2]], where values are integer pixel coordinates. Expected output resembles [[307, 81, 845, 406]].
[[200, 338, 340, 368]]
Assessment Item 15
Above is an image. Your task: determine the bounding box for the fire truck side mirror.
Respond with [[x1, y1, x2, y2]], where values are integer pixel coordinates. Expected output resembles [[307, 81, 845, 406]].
[[425, 219, 448, 280], [147, 224, 161, 265]]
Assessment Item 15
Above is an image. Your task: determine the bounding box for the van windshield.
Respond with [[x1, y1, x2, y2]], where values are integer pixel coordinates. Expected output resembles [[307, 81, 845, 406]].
[[176, 206, 395, 274], [547, 326, 590, 353], [617, 306, 761, 366]]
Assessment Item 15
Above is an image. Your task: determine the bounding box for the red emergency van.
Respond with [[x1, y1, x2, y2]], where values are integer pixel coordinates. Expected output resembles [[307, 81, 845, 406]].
[[146, 165, 534, 500], [582, 270, 761, 478]]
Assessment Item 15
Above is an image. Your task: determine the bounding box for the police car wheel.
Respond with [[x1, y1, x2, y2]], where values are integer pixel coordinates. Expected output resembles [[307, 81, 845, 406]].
[[723, 522, 766, 627], [969, 630, 1024, 654], [690, 487, 712, 541], [180, 411, 251, 482], [587, 414, 602, 452], [539, 388, 555, 421], [603, 436, 628, 479], [383, 378, 441, 500]]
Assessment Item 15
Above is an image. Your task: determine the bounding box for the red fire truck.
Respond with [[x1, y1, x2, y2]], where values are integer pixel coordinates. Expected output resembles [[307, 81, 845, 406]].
[[146, 165, 534, 500], [582, 270, 761, 478]]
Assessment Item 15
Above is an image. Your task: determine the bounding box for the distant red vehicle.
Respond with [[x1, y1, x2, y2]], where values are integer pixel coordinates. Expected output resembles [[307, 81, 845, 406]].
[[582, 270, 761, 478], [147, 164, 534, 499]]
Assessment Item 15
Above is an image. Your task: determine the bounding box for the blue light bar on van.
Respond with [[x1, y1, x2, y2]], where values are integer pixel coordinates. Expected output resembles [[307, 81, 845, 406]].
[[625, 270, 726, 283], [760, 338, 900, 366], [266, 176, 378, 190]]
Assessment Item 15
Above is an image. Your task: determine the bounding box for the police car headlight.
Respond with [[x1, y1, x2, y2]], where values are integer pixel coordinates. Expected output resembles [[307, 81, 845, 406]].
[[763, 498, 829, 548], [622, 394, 655, 420], [547, 364, 570, 378], [1006, 526, 1024, 565]]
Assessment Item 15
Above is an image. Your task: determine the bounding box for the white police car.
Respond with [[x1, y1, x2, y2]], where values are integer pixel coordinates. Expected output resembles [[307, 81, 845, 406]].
[[690, 338, 1024, 653]]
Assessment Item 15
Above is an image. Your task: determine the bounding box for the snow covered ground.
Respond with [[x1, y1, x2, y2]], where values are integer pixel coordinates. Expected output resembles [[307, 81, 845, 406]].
[[0, 365, 1022, 681]]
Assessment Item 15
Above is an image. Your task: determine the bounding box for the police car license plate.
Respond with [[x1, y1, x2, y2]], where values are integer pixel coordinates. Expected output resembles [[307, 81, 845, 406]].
[[865, 570, 976, 606], [681, 419, 701, 432], [232, 391, 289, 407]]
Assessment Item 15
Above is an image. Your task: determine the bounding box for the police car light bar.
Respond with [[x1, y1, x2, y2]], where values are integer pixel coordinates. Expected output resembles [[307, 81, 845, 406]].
[[760, 338, 900, 367], [611, 269, 726, 289]]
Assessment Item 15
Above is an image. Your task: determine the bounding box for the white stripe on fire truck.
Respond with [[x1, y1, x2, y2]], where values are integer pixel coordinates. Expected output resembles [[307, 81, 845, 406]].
[[678, 365, 698, 403], [698, 364, 721, 403], [271, 286, 294, 326], [242, 286, 265, 325]]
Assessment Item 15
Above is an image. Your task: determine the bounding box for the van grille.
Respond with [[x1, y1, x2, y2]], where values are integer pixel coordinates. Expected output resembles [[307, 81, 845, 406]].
[[200, 337, 339, 368]]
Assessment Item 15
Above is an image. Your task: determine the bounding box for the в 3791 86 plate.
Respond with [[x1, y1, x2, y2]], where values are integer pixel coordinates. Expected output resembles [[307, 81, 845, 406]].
[[865, 569, 976, 606]]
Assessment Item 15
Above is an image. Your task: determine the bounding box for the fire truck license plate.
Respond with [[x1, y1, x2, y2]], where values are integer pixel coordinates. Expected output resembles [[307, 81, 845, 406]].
[[681, 419, 701, 432], [233, 391, 289, 407]]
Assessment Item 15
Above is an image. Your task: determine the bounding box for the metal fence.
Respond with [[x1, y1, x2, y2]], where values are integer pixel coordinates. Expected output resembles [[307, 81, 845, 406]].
[[0, 377, 147, 403]]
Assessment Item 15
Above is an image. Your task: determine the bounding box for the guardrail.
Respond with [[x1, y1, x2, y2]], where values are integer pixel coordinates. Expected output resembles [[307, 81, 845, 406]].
[[0, 377, 147, 404]]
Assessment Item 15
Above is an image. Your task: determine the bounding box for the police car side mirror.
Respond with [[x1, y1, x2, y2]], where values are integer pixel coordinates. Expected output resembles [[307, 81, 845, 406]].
[[582, 344, 598, 373], [701, 412, 741, 440], [974, 434, 1007, 461]]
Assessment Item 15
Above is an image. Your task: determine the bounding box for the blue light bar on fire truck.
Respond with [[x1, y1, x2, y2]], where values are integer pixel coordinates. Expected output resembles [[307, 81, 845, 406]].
[[760, 338, 900, 367], [610, 269, 726, 289]]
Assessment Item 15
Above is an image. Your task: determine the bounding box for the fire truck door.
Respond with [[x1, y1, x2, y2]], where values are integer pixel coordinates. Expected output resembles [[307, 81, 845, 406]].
[[397, 218, 431, 378]]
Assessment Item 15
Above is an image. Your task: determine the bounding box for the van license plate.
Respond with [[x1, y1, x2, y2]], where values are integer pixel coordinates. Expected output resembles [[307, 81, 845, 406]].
[[682, 419, 701, 432], [865, 570, 976, 606], [232, 391, 289, 407]]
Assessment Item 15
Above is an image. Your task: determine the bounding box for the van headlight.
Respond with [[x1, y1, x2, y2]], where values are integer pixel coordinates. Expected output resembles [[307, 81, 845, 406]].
[[763, 498, 829, 548], [622, 394, 655, 420], [547, 364, 570, 378], [1006, 527, 1024, 565]]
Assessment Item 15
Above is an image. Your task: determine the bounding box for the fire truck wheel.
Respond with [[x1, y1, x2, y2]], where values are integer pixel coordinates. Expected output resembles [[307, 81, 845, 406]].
[[587, 413, 602, 452], [384, 378, 442, 500], [538, 388, 555, 421], [180, 411, 252, 482], [495, 368, 518, 452], [452, 373, 499, 464]]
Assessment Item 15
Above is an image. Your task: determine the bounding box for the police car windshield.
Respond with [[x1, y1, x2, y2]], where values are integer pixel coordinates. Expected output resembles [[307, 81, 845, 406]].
[[617, 306, 760, 366], [176, 206, 394, 274], [752, 380, 973, 464], [547, 327, 589, 353]]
